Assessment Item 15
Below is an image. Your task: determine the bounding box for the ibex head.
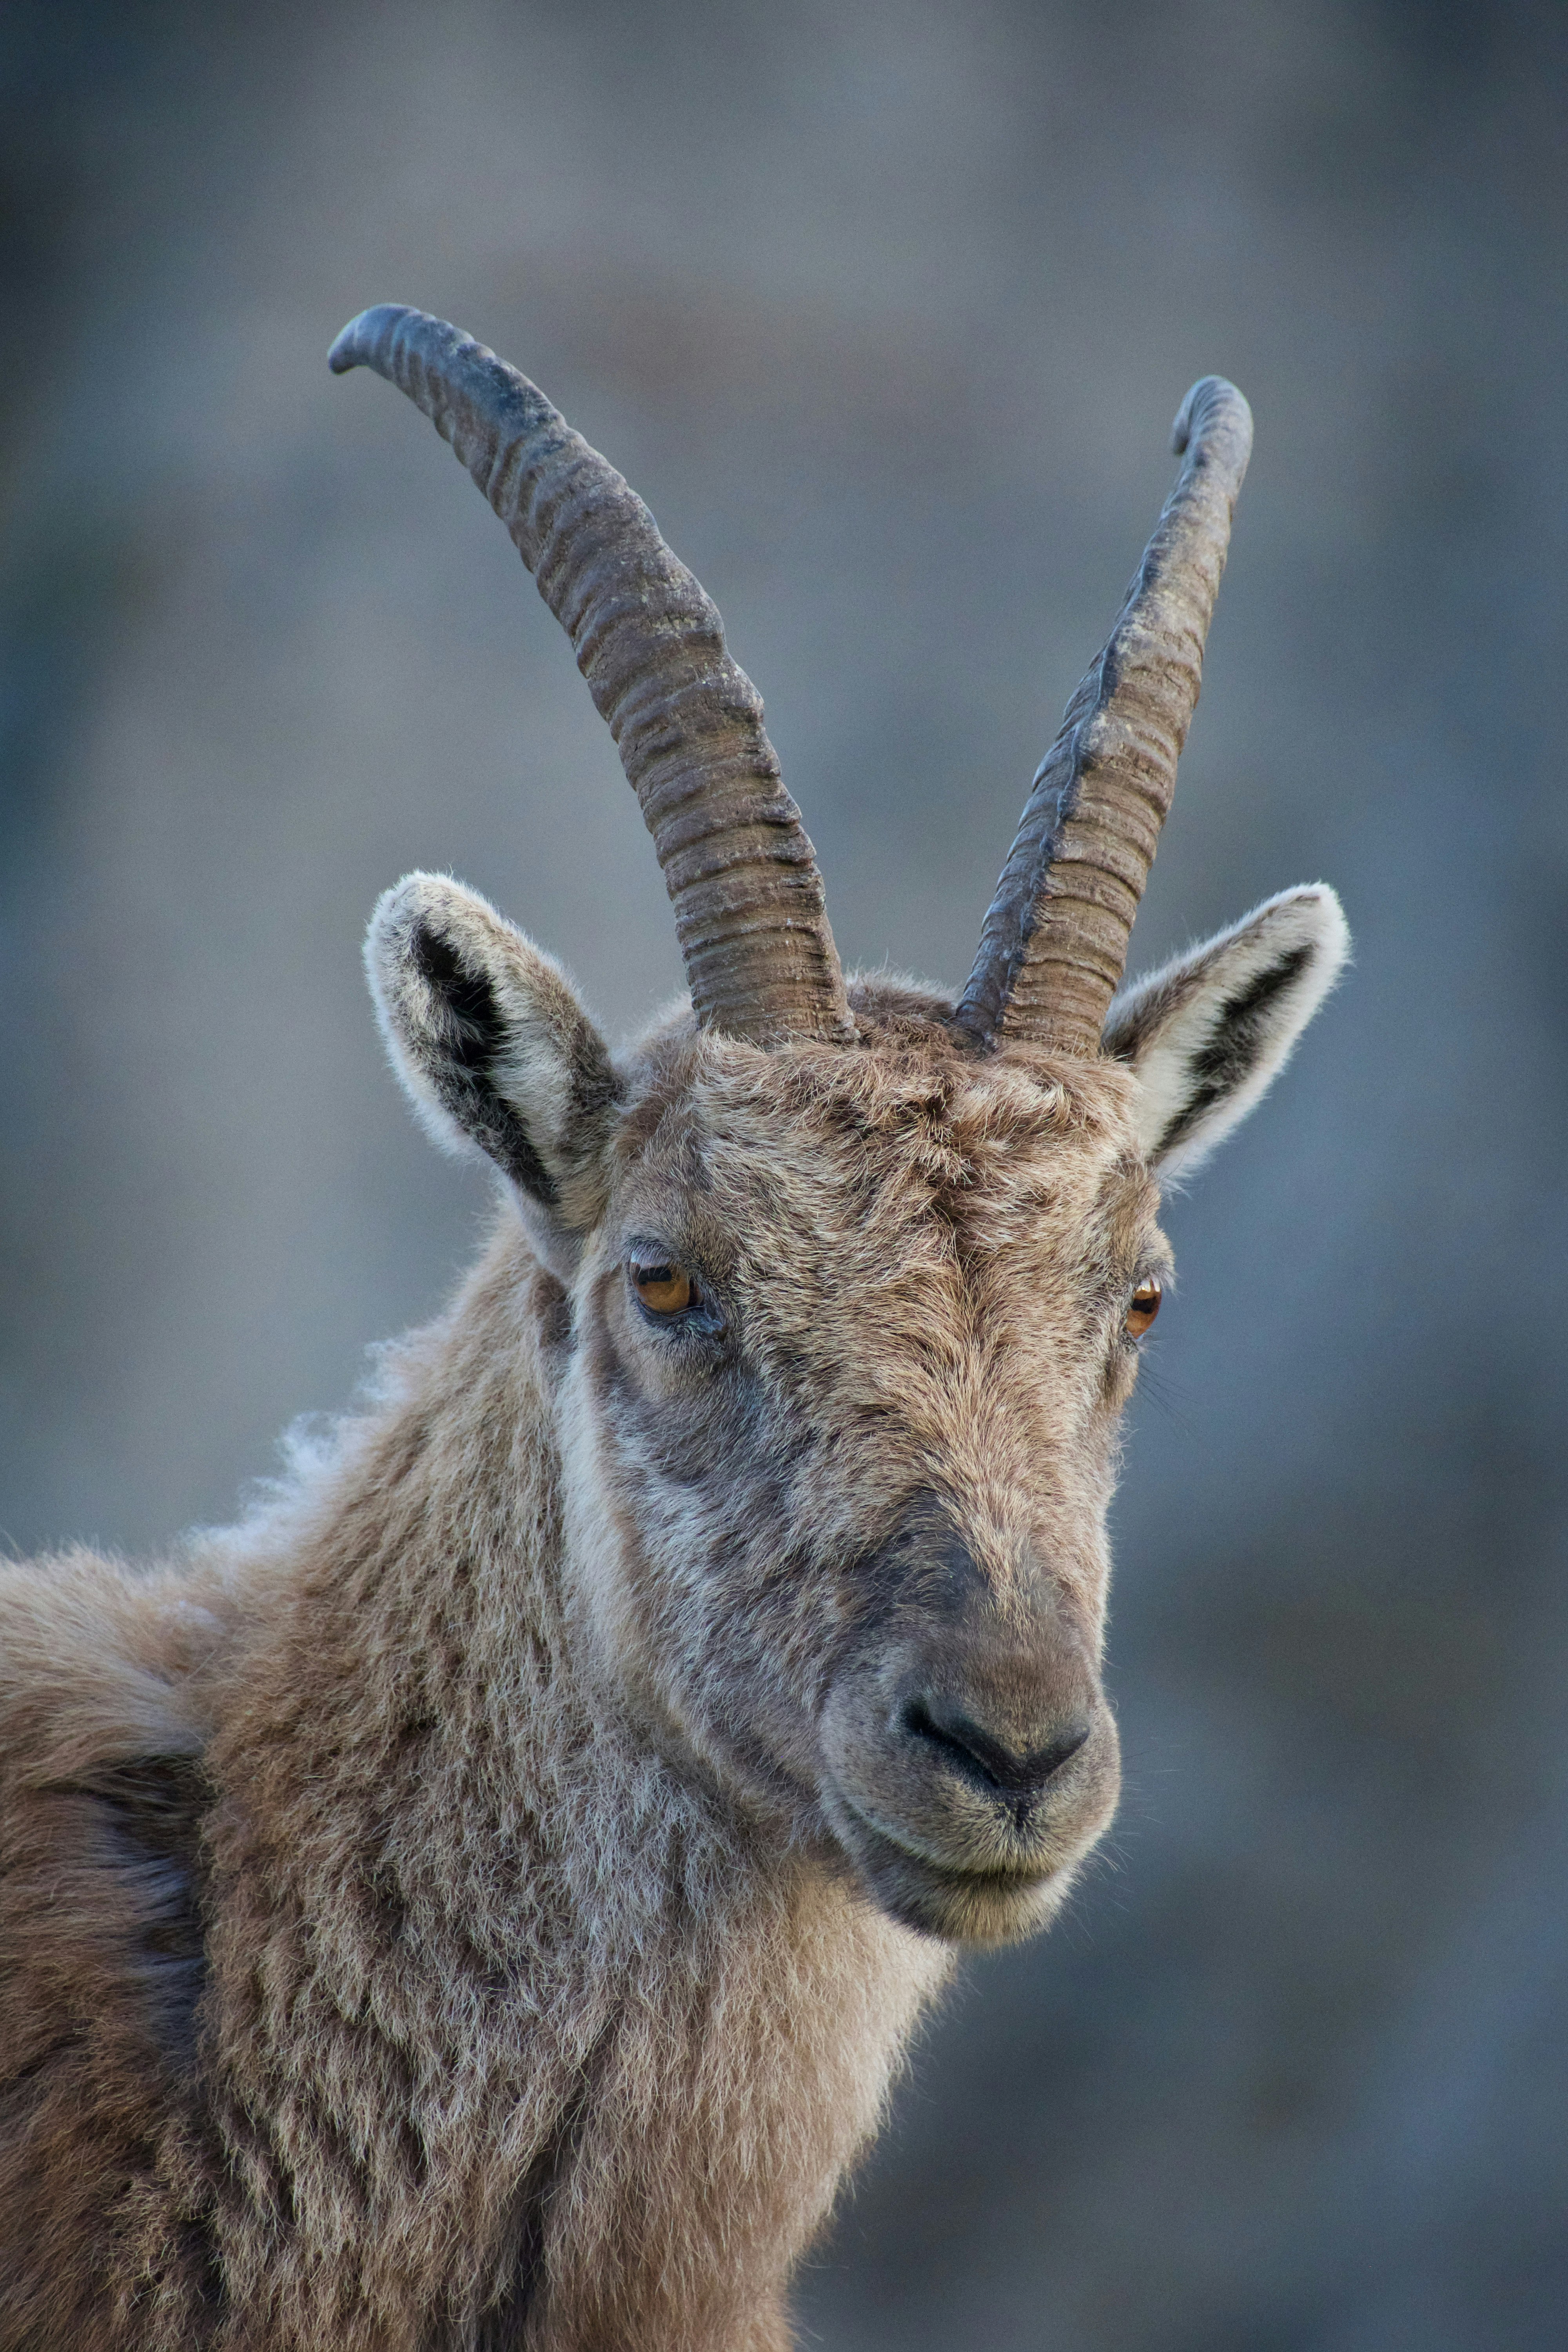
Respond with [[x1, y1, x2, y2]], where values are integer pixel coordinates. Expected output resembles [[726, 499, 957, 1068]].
[[333, 308, 1347, 1947]]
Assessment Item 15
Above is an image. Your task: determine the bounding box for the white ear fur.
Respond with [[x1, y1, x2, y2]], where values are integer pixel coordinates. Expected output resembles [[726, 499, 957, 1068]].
[[1103, 885, 1350, 1178], [365, 873, 619, 1250]]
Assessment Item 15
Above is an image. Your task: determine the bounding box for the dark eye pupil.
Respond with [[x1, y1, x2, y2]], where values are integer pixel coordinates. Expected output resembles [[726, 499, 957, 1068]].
[[633, 1262, 695, 1316], [1127, 1280, 1162, 1336]]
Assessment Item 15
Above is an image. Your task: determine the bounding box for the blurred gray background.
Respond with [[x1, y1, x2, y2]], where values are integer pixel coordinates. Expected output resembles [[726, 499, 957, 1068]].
[[1, 1, 1564, 2343]]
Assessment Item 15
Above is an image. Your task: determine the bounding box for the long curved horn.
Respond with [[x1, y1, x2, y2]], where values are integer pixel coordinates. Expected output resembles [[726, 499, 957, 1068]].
[[956, 377, 1253, 1057], [329, 305, 851, 1047]]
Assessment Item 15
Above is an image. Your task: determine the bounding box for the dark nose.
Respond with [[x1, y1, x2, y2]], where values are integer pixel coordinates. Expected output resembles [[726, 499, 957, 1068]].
[[901, 1691, 1092, 1807]]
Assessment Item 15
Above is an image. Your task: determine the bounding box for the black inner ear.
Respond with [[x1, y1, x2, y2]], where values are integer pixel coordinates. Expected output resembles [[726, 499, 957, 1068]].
[[1157, 943, 1312, 1158], [410, 922, 559, 1206], [413, 924, 507, 1073]]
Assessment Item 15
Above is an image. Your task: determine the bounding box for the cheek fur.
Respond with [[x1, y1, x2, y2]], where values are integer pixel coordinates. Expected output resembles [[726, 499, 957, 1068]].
[[567, 1303, 866, 1805]]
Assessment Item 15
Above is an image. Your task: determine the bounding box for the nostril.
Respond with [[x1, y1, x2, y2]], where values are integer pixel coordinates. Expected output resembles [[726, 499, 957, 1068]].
[[901, 1698, 1002, 1791], [900, 1697, 1092, 1803], [1025, 1720, 1092, 1788]]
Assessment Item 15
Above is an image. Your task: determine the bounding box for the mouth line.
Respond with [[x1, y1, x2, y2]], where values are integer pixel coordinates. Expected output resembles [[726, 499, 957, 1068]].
[[832, 1792, 1063, 1895]]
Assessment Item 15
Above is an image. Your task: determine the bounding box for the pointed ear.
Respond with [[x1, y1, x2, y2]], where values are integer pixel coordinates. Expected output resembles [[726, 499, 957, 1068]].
[[366, 874, 620, 1264], [1103, 886, 1349, 1178]]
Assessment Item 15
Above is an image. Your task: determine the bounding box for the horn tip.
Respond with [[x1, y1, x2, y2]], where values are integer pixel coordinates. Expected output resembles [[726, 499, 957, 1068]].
[[328, 303, 422, 376], [1170, 374, 1252, 458]]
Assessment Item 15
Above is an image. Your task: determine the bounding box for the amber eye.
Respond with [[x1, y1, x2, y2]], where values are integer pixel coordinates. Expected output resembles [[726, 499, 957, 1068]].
[[633, 1261, 696, 1318], [1126, 1278, 1163, 1339]]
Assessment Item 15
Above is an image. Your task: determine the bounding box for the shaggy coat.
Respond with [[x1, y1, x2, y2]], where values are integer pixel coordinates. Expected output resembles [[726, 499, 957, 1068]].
[[0, 920, 1345, 2349], [2, 303, 1350, 2346]]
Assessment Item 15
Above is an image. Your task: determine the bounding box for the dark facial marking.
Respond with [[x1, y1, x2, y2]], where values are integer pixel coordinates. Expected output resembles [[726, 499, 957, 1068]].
[[532, 1268, 573, 1350], [842, 1499, 989, 1644], [593, 1301, 760, 1490]]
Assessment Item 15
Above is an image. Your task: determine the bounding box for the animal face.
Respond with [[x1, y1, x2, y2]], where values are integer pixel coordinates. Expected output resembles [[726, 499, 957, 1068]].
[[366, 873, 1343, 1945], [555, 1002, 1155, 1942]]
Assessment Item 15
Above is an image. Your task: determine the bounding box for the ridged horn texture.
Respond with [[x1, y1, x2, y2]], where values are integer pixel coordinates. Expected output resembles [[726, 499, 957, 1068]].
[[956, 377, 1254, 1058], [329, 305, 851, 1047]]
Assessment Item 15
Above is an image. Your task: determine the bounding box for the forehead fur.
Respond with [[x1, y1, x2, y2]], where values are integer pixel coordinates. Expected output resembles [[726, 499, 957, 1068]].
[[612, 984, 1151, 1273]]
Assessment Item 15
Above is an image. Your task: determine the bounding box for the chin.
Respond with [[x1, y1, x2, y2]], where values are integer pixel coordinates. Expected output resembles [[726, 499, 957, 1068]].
[[830, 1803, 1085, 1949]]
